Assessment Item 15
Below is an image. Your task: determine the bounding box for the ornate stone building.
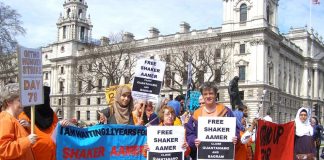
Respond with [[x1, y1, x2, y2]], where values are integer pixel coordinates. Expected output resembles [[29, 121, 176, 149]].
[[1, 0, 323, 123]]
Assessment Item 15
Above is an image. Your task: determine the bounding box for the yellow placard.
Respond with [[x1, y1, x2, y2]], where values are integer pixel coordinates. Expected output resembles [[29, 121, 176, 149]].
[[105, 84, 132, 105]]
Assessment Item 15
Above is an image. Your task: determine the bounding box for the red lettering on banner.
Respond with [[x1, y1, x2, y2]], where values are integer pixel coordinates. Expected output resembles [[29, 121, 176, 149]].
[[110, 145, 145, 156], [63, 146, 105, 159], [254, 120, 295, 160]]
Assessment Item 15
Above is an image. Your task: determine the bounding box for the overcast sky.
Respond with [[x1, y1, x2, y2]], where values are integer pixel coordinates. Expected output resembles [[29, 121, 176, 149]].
[[3, 0, 324, 48]]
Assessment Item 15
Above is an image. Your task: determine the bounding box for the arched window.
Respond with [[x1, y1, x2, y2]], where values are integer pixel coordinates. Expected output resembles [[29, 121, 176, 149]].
[[240, 4, 247, 22], [67, 8, 71, 17], [78, 9, 83, 18]]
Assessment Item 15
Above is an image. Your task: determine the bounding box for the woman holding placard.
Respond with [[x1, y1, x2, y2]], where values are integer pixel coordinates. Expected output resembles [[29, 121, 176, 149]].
[[185, 82, 238, 160], [0, 83, 37, 160], [144, 106, 190, 157], [98, 85, 135, 124]]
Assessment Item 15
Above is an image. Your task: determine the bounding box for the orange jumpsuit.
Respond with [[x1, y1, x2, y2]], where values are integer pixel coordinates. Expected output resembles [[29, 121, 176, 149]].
[[19, 112, 58, 160], [0, 111, 34, 160]]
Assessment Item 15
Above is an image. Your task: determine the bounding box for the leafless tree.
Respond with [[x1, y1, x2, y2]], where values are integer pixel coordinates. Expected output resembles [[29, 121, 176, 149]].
[[73, 32, 137, 94], [0, 2, 25, 84], [160, 43, 231, 95]]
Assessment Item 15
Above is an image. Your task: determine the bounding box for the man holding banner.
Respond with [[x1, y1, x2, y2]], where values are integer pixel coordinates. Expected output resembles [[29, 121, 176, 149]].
[[185, 82, 238, 160]]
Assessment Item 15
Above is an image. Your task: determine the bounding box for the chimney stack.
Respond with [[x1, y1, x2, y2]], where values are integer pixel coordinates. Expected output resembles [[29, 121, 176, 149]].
[[123, 32, 134, 42], [180, 22, 190, 33], [149, 27, 160, 38]]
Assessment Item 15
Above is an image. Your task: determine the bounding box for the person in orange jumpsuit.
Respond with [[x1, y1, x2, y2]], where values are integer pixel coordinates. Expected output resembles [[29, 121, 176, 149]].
[[19, 86, 58, 160], [0, 83, 37, 160]]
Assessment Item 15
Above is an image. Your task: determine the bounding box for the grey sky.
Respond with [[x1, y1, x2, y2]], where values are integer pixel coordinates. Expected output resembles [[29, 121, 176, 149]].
[[3, 0, 324, 48]]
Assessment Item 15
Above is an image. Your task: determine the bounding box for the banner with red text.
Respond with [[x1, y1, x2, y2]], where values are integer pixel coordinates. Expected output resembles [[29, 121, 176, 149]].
[[254, 120, 295, 160], [56, 124, 147, 160]]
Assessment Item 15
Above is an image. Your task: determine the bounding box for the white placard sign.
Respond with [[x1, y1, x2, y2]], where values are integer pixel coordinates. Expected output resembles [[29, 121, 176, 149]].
[[147, 126, 185, 160], [197, 117, 236, 160], [132, 58, 166, 103], [18, 47, 44, 106]]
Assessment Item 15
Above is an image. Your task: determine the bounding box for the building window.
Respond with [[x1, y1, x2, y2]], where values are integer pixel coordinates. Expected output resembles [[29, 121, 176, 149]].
[[78, 81, 82, 92], [183, 51, 188, 61], [97, 97, 101, 105], [45, 73, 48, 80], [215, 69, 221, 83], [76, 111, 80, 120], [239, 91, 244, 100], [125, 76, 130, 84], [125, 59, 129, 67], [240, 44, 245, 54], [150, 56, 154, 59], [87, 80, 92, 92], [88, 64, 92, 71], [79, 65, 83, 73], [96, 110, 100, 120], [199, 50, 205, 60], [98, 79, 102, 90], [80, 26, 85, 41], [77, 98, 81, 105], [60, 46, 65, 53], [59, 81, 64, 92], [197, 70, 204, 84], [183, 71, 188, 85], [165, 68, 171, 87], [86, 111, 90, 120], [268, 66, 273, 85], [78, 9, 82, 18], [45, 54, 48, 59], [239, 66, 246, 80], [170, 72, 175, 86], [99, 63, 103, 70], [63, 26, 67, 39], [240, 4, 247, 22], [58, 98, 62, 105], [66, 8, 71, 17], [215, 49, 221, 58], [268, 46, 271, 57], [166, 55, 171, 63], [266, 5, 270, 23], [60, 66, 64, 74], [87, 98, 90, 105]]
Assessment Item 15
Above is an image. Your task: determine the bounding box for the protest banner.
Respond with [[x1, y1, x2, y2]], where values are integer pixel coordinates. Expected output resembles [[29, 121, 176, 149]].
[[197, 117, 236, 160], [132, 58, 166, 103], [189, 91, 201, 112], [105, 84, 132, 105], [254, 120, 294, 160], [56, 124, 147, 160], [18, 46, 44, 106], [147, 126, 185, 160]]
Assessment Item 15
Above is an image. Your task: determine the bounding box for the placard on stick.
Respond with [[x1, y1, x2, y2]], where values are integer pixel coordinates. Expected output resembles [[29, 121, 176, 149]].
[[197, 117, 236, 160], [132, 58, 166, 103], [18, 46, 44, 106]]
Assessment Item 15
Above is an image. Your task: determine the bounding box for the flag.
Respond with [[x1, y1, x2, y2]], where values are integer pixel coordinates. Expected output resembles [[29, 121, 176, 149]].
[[313, 0, 320, 5]]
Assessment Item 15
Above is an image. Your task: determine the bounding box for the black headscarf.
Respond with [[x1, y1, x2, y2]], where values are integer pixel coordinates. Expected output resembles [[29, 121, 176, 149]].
[[23, 86, 54, 130]]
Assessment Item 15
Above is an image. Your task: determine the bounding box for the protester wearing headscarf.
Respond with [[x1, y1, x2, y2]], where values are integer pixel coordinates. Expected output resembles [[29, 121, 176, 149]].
[[0, 83, 36, 160], [18, 86, 58, 160], [294, 107, 315, 160], [99, 85, 134, 124]]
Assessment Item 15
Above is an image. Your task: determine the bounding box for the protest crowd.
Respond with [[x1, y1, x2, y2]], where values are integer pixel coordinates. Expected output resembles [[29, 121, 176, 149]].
[[0, 79, 323, 160]]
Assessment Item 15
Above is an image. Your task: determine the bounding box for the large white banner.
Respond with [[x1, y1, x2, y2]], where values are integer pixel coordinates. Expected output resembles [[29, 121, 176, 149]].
[[197, 117, 236, 160], [132, 58, 166, 103], [147, 126, 185, 160], [18, 46, 43, 106]]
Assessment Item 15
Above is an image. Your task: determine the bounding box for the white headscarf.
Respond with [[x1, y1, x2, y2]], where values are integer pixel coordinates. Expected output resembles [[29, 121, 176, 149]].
[[295, 107, 313, 137]]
